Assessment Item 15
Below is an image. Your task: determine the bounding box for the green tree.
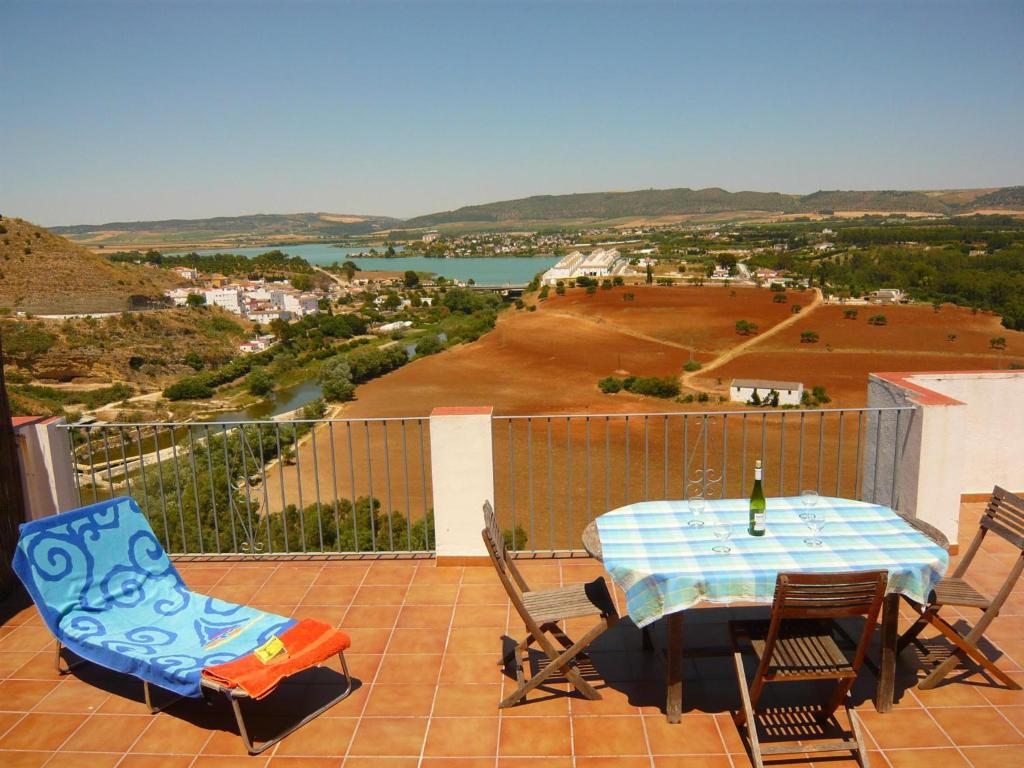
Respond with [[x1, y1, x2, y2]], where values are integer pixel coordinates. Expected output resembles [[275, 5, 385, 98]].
[[246, 366, 274, 396], [645, 263, 653, 284], [598, 376, 623, 394], [403, 270, 419, 288], [319, 356, 355, 401], [843, 308, 859, 320], [735, 319, 758, 336], [868, 314, 888, 326], [186, 293, 206, 308]]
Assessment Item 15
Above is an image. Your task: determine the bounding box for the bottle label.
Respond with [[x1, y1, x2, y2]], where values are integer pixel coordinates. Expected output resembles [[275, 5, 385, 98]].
[[753, 511, 765, 533]]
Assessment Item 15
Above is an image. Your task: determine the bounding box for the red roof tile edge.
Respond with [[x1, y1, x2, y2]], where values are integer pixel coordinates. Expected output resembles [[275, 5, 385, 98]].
[[430, 406, 494, 416], [870, 370, 1023, 407]]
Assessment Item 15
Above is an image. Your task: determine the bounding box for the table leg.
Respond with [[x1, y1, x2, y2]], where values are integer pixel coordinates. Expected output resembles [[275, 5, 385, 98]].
[[666, 612, 684, 723], [877, 593, 899, 713]]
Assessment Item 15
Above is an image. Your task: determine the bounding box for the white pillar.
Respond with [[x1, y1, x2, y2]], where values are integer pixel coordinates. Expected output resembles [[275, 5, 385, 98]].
[[14, 416, 79, 521], [865, 375, 965, 546], [428, 406, 494, 564]]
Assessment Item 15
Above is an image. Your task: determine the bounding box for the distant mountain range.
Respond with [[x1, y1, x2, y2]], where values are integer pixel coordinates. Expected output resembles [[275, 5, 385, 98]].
[[51, 186, 1024, 244], [405, 186, 1024, 226]]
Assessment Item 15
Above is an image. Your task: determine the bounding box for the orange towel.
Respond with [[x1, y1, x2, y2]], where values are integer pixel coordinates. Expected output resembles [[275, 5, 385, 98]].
[[202, 619, 351, 700]]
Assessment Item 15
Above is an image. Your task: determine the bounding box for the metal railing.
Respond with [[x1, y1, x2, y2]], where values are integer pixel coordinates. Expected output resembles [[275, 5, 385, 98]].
[[491, 407, 914, 554], [62, 417, 433, 558]]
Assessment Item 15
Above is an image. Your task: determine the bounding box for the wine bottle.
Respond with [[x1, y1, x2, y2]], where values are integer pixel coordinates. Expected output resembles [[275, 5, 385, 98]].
[[749, 459, 766, 536]]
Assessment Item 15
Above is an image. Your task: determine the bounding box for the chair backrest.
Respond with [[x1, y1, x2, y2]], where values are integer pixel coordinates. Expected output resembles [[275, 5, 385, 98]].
[[762, 570, 888, 675], [12, 496, 184, 637], [980, 486, 1024, 552], [481, 500, 530, 599]]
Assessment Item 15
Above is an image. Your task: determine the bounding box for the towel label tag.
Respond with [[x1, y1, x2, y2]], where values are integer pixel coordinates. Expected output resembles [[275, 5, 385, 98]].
[[254, 635, 285, 664]]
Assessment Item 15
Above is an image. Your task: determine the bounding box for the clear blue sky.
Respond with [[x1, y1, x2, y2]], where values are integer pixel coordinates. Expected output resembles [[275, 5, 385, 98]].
[[3, 0, 1022, 226]]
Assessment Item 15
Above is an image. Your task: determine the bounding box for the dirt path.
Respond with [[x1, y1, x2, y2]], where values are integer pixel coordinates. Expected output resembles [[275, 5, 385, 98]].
[[542, 309, 696, 352], [682, 287, 824, 391]]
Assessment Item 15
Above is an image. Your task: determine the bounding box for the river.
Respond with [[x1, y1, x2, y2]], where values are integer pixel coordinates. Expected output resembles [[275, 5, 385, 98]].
[[173, 243, 559, 285]]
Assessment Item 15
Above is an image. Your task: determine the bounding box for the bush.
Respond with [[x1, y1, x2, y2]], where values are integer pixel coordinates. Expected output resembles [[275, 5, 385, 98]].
[[586, 284, 597, 295], [504, 525, 529, 551], [319, 356, 355, 402], [791, 304, 801, 314], [184, 352, 205, 371], [683, 360, 702, 372], [800, 331, 819, 344], [613, 276, 624, 286], [247, 366, 274, 396], [186, 293, 206, 308], [598, 376, 623, 394], [735, 319, 758, 336], [868, 314, 887, 326], [772, 293, 787, 303], [414, 333, 445, 357], [843, 308, 859, 319], [697, 392, 710, 403], [626, 376, 680, 398], [164, 378, 214, 400]]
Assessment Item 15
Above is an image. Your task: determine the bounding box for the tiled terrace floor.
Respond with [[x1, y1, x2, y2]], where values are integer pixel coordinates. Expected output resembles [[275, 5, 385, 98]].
[[2, 502, 1024, 767]]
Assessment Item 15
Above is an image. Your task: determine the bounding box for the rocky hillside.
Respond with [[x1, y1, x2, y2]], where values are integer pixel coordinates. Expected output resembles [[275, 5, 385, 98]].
[[1, 308, 251, 387], [0, 216, 181, 314]]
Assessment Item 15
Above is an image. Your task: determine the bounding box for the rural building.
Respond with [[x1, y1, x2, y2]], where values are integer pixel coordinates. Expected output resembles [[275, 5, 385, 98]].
[[867, 288, 905, 304], [164, 287, 192, 306], [170, 266, 200, 282], [204, 287, 245, 314], [730, 378, 804, 406], [374, 320, 413, 335], [541, 248, 626, 285], [239, 335, 276, 354]]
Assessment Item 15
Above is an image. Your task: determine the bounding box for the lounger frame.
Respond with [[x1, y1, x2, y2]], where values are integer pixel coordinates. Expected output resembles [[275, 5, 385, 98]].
[[56, 640, 352, 755]]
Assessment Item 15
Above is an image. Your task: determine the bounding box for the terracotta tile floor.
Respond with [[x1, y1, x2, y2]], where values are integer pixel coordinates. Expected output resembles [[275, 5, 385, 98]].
[[1, 503, 1023, 767]]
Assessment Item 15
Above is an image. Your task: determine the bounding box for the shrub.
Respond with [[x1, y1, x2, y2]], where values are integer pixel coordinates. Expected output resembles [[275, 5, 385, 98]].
[[319, 356, 355, 401], [538, 285, 550, 300], [696, 392, 710, 403], [555, 284, 565, 295], [868, 314, 887, 326], [772, 293, 787, 303], [601, 279, 612, 290], [990, 336, 1007, 350], [683, 360, 702, 372], [735, 319, 758, 336], [414, 333, 444, 357], [247, 366, 274, 396], [843, 308, 859, 320], [514, 299, 524, 310], [184, 352, 204, 371], [163, 379, 214, 400], [585, 284, 597, 295], [800, 331, 819, 344], [504, 525, 529, 551], [598, 376, 623, 394], [613, 276, 624, 286], [791, 304, 801, 314], [625, 376, 680, 399], [186, 293, 206, 308]]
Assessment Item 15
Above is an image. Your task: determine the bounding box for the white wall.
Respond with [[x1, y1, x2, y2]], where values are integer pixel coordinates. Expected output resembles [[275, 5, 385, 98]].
[[428, 407, 494, 561], [907, 372, 1024, 494], [15, 417, 80, 520]]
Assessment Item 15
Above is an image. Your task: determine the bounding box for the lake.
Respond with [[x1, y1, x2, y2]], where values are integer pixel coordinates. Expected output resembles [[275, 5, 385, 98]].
[[173, 243, 559, 285]]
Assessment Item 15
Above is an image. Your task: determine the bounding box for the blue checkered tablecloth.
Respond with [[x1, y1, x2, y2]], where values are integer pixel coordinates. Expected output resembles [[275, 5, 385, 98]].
[[595, 496, 949, 628]]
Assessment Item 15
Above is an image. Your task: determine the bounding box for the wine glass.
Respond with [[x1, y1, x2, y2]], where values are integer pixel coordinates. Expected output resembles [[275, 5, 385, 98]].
[[799, 489, 819, 520], [712, 519, 732, 553], [803, 514, 826, 547], [687, 494, 706, 527]]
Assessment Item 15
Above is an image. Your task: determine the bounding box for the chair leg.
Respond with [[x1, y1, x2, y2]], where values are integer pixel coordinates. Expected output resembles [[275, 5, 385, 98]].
[[222, 651, 354, 755], [54, 641, 86, 675], [820, 677, 856, 721], [919, 615, 1022, 690], [848, 706, 872, 768], [499, 623, 605, 708], [731, 649, 764, 768], [897, 603, 937, 654], [143, 680, 185, 715]]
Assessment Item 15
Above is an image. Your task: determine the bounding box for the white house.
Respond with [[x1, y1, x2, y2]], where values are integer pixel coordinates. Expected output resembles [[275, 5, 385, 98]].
[[868, 288, 905, 304], [170, 266, 200, 282], [282, 292, 319, 317], [204, 288, 245, 314], [165, 287, 193, 307], [730, 378, 804, 406]]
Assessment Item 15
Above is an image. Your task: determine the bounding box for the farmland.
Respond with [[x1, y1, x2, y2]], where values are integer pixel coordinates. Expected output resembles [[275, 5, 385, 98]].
[[255, 284, 1022, 550]]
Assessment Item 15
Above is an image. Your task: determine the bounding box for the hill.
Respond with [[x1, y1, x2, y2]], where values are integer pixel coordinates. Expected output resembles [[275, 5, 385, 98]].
[[406, 186, 1024, 228], [0, 216, 181, 314], [52, 211, 401, 249]]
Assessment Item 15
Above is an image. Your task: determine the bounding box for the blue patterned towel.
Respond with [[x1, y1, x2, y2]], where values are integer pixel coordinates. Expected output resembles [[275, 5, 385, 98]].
[[13, 497, 295, 697], [596, 496, 949, 628]]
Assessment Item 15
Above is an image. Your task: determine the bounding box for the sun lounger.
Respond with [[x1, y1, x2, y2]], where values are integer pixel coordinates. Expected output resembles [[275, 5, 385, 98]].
[[12, 496, 353, 754]]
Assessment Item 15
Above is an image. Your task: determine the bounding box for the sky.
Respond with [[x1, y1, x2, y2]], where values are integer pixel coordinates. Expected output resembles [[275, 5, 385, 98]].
[[2, 0, 1023, 226]]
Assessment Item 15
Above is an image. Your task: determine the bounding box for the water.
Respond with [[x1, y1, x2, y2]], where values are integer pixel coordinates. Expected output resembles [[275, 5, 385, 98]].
[[173, 243, 559, 285], [209, 380, 324, 423]]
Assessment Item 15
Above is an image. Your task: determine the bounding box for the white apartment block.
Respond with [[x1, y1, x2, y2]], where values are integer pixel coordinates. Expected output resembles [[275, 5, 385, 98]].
[[541, 248, 624, 286], [204, 288, 245, 314]]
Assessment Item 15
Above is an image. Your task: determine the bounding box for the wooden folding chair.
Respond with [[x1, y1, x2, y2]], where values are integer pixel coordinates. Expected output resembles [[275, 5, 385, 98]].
[[898, 485, 1024, 691], [730, 570, 887, 768], [481, 501, 618, 708]]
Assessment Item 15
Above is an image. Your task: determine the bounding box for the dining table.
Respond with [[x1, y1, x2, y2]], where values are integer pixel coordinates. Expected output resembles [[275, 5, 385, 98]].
[[582, 496, 950, 723]]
